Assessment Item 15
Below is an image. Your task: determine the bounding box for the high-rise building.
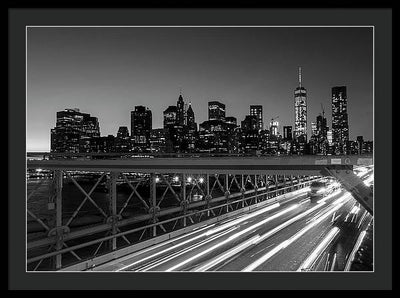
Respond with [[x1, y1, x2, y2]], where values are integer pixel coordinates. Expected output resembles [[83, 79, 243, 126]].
[[332, 86, 349, 154], [259, 129, 270, 154], [313, 114, 329, 155], [294, 67, 307, 153], [163, 106, 177, 127], [115, 126, 131, 152], [241, 115, 258, 131], [51, 108, 100, 153], [176, 94, 185, 126], [208, 101, 226, 121], [250, 105, 263, 130], [131, 106, 152, 151], [184, 102, 197, 151], [311, 122, 317, 137], [270, 120, 279, 137], [163, 94, 197, 153], [198, 121, 225, 153], [327, 130, 333, 146], [241, 115, 259, 153], [283, 126, 293, 140], [316, 114, 328, 139], [150, 128, 170, 153], [90, 135, 115, 153], [186, 102, 196, 129]]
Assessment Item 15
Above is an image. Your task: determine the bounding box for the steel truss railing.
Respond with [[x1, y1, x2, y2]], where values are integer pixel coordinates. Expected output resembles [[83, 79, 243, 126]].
[[27, 169, 319, 271]]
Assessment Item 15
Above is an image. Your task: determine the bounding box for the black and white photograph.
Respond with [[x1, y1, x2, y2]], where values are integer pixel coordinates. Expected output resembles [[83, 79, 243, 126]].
[[8, 6, 392, 291], [25, 25, 375, 272]]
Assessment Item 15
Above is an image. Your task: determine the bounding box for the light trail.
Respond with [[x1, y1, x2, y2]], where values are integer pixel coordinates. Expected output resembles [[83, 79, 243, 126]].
[[330, 253, 337, 271], [138, 227, 238, 271], [115, 202, 281, 271], [316, 189, 343, 204], [254, 200, 333, 244], [333, 193, 352, 205], [192, 235, 261, 272], [165, 204, 300, 271], [296, 227, 340, 271], [242, 195, 350, 272], [114, 183, 345, 272], [115, 224, 223, 271], [194, 193, 340, 271], [357, 211, 368, 229], [344, 230, 367, 271], [349, 205, 360, 214], [204, 202, 280, 236], [109, 223, 215, 271]]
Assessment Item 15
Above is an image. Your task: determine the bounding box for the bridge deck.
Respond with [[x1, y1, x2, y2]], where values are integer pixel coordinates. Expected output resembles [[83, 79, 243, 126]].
[[27, 155, 372, 175]]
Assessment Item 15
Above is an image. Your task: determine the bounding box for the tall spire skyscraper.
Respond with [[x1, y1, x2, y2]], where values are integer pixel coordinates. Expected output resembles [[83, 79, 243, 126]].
[[332, 86, 349, 154], [176, 93, 185, 126], [294, 67, 307, 153]]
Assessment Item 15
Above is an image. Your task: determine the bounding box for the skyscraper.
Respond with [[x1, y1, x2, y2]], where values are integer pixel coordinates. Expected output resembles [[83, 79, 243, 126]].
[[163, 106, 178, 128], [131, 106, 152, 151], [283, 126, 293, 140], [208, 101, 226, 121], [176, 94, 185, 126], [185, 102, 197, 151], [294, 67, 307, 153], [241, 115, 258, 131], [116, 126, 129, 139], [311, 122, 317, 137], [250, 105, 263, 130], [241, 115, 259, 153], [332, 86, 349, 154], [316, 114, 328, 139], [51, 108, 100, 153], [115, 126, 131, 152], [269, 119, 279, 137], [315, 114, 328, 155], [186, 102, 196, 129]]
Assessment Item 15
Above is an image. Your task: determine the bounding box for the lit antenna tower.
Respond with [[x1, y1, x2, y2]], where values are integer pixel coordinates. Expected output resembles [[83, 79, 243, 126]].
[[294, 66, 307, 149]]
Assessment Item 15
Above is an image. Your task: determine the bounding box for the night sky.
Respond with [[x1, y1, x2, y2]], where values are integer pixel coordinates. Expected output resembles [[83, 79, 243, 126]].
[[27, 27, 373, 152]]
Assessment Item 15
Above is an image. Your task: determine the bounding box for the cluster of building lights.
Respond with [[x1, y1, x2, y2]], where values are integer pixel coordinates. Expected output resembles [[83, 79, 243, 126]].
[[154, 175, 205, 183], [49, 69, 372, 156]]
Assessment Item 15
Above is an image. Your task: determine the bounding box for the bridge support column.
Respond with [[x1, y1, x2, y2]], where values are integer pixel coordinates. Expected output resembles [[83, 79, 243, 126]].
[[108, 172, 117, 250], [290, 175, 294, 191], [150, 173, 157, 236], [182, 173, 187, 227], [241, 174, 245, 208], [254, 174, 258, 203], [322, 167, 373, 215], [206, 174, 210, 216], [225, 174, 230, 213], [283, 175, 286, 193], [53, 170, 63, 270]]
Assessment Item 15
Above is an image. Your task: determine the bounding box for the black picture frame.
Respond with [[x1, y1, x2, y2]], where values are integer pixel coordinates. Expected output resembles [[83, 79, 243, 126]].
[[8, 5, 393, 291]]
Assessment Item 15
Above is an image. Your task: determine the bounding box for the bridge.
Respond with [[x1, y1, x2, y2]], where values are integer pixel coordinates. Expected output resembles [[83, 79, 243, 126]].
[[26, 153, 373, 271]]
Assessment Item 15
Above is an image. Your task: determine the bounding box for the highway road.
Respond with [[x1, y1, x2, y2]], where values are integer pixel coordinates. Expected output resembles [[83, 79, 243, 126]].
[[91, 169, 373, 272]]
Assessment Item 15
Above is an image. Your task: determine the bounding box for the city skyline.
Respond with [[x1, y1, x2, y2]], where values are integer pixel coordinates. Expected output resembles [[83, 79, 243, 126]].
[[27, 27, 373, 151]]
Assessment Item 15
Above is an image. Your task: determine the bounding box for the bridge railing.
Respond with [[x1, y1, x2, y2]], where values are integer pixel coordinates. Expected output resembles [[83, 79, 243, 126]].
[[26, 169, 320, 271], [26, 151, 374, 161]]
